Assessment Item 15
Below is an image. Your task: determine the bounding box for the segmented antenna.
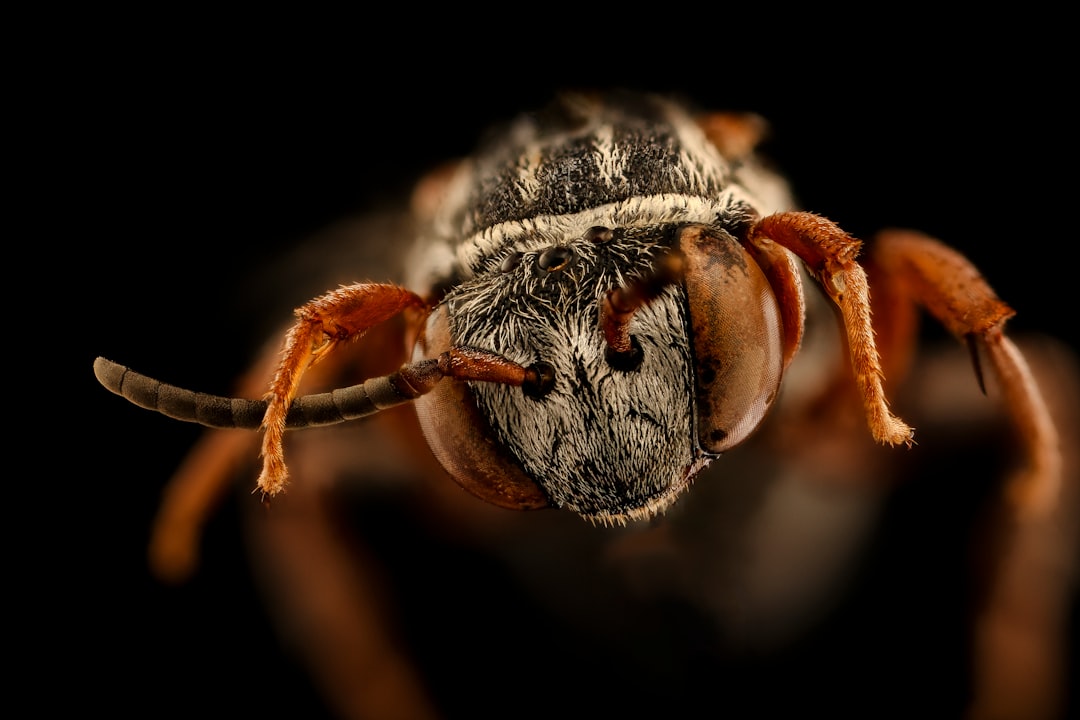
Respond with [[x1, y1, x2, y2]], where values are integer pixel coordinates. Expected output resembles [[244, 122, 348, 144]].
[[93, 356, 417, 430], [95, 349, 546, 430]]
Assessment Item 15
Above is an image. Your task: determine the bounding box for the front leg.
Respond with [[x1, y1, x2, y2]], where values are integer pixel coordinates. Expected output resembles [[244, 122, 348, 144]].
[[747, 212, 915, 447], [259, 284, 428, 498]]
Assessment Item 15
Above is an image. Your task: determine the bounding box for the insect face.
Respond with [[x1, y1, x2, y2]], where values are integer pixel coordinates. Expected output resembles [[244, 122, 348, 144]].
[[408, 93, 791, 524], [418, 226, 788, 524]]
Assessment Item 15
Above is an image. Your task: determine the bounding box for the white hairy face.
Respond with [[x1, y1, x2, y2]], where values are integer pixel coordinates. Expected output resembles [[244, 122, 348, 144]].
[[407, 92, 792, 523], [445, 222, 700, 521]]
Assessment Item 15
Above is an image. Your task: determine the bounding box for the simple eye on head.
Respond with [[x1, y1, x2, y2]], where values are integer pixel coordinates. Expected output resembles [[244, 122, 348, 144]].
[[500, 225, 612, 275], [498, 247, 575, 273], [538, 246, 574, 272], [583, 225, 613, 243], [500, 252, 523, 272]]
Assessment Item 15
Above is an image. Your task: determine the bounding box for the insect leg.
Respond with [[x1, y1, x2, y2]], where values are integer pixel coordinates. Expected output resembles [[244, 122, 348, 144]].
[[869, 229, 1060, 515], [147, 348, 277, 583], [748, 212, 915, 447], [868, 235, 1077, 720], [259, 284, 428, 498]]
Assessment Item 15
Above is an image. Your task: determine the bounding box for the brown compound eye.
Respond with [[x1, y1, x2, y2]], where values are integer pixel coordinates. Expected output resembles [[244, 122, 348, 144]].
[[537, 246, 575, 272], [676, 224, 785, 454]]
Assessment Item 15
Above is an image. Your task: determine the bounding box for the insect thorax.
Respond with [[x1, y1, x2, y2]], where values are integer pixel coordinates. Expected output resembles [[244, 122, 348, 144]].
[[410, 92, 787, 523]]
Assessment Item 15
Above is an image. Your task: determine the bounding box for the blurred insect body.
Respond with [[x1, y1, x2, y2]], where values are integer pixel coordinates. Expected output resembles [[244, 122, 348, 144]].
[[95, 91, 1074, 719]]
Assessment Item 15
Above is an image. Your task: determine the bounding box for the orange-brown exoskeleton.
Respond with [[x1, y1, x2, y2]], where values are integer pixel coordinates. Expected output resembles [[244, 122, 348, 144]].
[[95, 91, 1073, 719]]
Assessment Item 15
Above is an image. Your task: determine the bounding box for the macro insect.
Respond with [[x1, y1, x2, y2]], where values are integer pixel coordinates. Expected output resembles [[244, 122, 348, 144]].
[[96, 91, 1075, 719]]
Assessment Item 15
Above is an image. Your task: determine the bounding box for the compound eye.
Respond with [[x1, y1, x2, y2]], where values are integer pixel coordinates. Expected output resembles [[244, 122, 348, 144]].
[[538, 246, 575, 272], [677, 224, 785, 454]]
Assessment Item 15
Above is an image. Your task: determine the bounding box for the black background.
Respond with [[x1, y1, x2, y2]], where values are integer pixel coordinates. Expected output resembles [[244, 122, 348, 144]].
[[35, 17, 1078, 719]]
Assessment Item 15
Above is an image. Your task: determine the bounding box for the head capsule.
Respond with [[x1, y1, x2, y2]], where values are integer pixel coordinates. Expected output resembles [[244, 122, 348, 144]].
[[411, 221, 787, 525], [405, 92, 799, 523]]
